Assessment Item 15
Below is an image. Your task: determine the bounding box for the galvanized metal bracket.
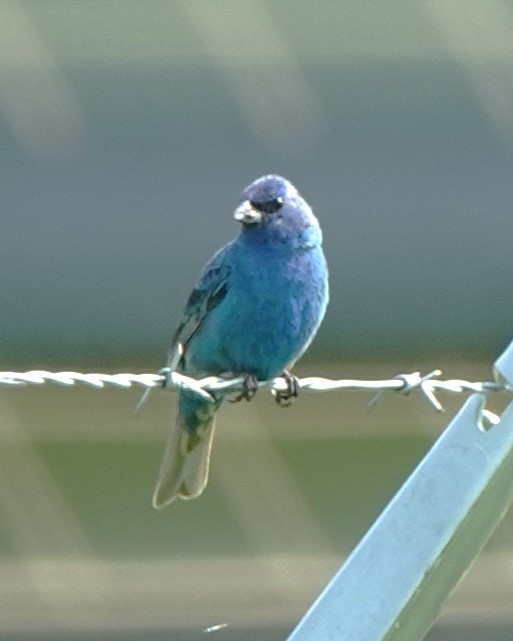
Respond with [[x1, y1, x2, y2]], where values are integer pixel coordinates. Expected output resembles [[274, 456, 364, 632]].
[[287, 340, 513, 641]]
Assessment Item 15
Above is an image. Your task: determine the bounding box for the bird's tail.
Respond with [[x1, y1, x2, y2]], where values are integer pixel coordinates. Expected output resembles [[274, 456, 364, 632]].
[[152, 392, 219, 509]]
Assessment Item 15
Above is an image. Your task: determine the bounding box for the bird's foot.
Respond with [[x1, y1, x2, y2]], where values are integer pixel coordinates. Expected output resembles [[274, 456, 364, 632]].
[[273, 370, 300, 407], [229, 374, 259, 403]]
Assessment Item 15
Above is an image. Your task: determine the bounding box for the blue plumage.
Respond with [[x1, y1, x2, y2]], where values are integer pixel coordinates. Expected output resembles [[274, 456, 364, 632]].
[[153, 175, 329, 508]]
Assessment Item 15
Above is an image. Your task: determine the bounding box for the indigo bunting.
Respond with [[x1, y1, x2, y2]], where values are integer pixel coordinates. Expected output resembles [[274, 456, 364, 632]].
[[153, 175, 329, 508]]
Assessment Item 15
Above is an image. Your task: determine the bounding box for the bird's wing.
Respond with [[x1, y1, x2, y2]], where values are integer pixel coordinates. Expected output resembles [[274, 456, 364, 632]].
[[167, 246, 231, 366]]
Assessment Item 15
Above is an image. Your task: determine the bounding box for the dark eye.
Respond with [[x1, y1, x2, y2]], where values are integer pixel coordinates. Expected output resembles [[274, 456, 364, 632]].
[[250, 197, 284, 214]]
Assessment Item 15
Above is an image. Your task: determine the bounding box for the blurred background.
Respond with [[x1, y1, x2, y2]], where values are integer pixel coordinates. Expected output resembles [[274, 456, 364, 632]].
[[1, 1, 513, 639]]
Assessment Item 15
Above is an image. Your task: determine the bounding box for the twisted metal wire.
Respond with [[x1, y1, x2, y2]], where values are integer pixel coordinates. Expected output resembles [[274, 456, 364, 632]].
[[0, 368, 507, 414]]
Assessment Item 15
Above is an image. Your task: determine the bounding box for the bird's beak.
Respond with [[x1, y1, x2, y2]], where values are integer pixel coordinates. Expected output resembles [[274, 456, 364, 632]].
[[233, 201, 263, 225]]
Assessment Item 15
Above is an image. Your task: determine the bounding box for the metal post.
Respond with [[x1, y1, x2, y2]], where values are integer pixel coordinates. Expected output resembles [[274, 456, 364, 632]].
[[286, 341, 513, 641]]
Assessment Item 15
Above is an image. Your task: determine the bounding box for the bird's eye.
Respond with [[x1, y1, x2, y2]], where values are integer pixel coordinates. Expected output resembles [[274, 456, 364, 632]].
[[250, 197, 284, 214]]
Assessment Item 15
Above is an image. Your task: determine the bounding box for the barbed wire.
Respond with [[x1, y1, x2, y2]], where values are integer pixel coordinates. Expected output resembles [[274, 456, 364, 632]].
[[0, 368, 508, 416]]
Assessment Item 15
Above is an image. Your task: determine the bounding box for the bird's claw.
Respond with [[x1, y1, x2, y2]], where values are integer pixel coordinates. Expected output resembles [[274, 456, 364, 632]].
[[273, 370, 300, 407], [229, 374, 259, 403]]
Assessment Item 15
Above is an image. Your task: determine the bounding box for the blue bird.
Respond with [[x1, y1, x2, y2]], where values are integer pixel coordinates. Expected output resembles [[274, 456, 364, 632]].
[[153, 175, 329, 508]]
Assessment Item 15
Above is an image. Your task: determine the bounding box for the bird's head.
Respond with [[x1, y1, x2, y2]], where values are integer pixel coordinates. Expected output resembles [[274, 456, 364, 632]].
[[234, 175, 322, 248]]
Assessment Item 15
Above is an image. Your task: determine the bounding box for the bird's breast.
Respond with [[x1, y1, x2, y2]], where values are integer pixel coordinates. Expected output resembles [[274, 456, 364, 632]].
[[185, 244, 328, 381]]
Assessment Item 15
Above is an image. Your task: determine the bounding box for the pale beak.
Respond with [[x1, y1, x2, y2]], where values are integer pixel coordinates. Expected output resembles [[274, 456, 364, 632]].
[[233, 200, 263, 224]]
